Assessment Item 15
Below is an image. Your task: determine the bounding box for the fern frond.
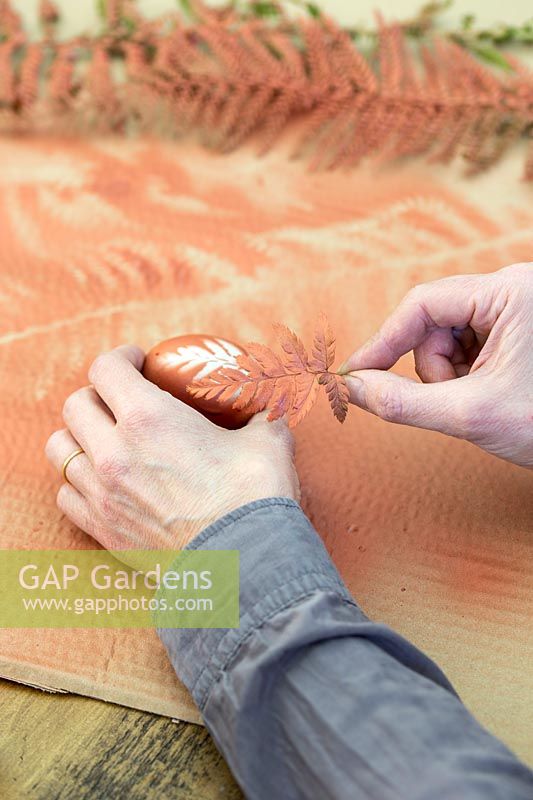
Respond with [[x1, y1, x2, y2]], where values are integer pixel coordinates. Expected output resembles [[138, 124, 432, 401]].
[[0, 1, 531, 176], [189, 314, 349, 427], [318, 372, 349, 423]]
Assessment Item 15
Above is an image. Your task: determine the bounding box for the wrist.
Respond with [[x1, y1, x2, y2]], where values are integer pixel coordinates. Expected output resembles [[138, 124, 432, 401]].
[[177, 489, 300, 549], [166, 455, 299, 548], [230, 455, 300, 507]]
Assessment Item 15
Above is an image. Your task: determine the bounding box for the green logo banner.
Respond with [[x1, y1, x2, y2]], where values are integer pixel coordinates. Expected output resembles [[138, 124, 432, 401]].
[[0, 549, 239, 628]]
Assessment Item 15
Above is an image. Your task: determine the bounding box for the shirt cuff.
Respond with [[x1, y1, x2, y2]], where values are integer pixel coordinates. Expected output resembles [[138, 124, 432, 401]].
[[158, 497, 362, 710]]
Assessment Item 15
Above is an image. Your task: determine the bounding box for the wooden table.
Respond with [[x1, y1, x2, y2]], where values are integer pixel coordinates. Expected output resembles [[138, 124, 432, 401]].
[[0, 679, 242, 799]]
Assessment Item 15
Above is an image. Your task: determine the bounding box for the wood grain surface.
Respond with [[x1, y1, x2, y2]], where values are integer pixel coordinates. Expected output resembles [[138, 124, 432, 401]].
[[0, 680, 241, 800]]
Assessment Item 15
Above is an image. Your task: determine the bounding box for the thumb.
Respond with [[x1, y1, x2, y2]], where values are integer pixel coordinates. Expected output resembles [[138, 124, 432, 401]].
[[245, 409, 274, 428], [345, 370, 471, 437], [245, 408, 291, 437]]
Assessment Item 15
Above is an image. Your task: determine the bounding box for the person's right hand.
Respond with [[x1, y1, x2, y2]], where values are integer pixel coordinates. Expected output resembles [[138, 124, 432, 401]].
[[339, 263, 533, 468]]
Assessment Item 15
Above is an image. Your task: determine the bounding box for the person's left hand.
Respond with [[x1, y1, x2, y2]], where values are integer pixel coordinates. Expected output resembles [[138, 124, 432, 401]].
[[45, 345, 299, 555]]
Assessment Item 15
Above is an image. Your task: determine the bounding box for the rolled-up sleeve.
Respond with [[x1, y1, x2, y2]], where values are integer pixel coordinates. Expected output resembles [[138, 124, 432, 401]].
[[158, 498, 533, 800]]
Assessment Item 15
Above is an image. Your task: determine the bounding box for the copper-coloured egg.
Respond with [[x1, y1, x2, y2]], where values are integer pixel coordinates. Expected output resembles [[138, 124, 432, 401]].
[[143, 334, 253, 430]]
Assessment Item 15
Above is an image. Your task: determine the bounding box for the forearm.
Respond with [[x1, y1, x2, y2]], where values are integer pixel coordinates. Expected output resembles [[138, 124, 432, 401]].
[[158, 499, 533, 800]]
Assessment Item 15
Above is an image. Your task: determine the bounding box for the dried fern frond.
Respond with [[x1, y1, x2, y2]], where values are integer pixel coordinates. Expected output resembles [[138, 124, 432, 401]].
[[0, 0, 531, 176], [189, 313, 349, 426]]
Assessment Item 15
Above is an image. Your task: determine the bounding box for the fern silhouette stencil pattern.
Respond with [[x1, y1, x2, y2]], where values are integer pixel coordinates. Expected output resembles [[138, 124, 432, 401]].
[[165, 338, 243, 380], [0, 137, 532, 762]]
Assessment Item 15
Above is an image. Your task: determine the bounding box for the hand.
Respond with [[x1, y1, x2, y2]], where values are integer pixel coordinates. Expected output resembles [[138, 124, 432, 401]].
[[45, 346, 299, 554], [340, 263, 533, 468]]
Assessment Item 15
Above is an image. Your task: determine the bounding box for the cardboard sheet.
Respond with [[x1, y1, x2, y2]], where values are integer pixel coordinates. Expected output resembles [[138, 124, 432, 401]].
[[0, 137, 531, 760]]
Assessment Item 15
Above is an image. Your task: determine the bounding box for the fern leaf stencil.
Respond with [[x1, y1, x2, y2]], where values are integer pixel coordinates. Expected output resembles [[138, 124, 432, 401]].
[[189, 314, 349, 426]]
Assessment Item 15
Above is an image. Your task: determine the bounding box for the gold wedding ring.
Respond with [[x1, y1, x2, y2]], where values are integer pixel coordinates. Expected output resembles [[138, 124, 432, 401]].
[[62, 448, 84, 485]]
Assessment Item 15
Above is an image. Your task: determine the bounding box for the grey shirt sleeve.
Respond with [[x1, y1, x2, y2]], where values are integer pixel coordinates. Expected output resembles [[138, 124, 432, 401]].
[[158, 498, 533, 800]]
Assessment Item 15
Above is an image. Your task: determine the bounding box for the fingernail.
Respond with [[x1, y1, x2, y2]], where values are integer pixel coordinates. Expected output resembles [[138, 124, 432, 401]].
[[337, 361, 351, 375], [344, 374, 366, 408]]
